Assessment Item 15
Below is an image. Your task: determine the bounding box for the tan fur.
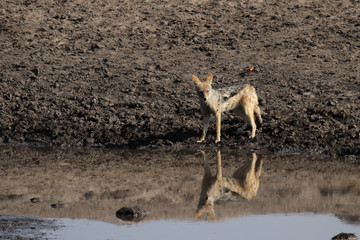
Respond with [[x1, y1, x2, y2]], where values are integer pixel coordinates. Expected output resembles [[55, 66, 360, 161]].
[[192, 73, 262, 143], [195, 151, 262, 220]]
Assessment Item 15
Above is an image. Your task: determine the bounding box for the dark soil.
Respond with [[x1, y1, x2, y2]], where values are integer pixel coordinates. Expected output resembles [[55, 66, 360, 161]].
[[1, 0, 359, 159], [0, 215, 60, 239]]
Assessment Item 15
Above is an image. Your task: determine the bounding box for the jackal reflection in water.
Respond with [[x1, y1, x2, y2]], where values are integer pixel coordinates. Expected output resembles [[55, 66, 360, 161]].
[[195, 151, 262, 220]]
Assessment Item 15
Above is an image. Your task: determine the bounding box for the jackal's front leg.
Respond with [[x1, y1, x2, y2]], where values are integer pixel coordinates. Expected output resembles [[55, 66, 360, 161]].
[[197, 115, 210, 143], [215, 111, 221, 143]]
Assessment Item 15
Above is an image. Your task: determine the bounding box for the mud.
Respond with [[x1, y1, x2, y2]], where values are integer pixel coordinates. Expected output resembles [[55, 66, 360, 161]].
[[0, 215, 60, 240], [0, 1, 359, 157], [0, 146, 359, 223], [0, 146, 359, 237]]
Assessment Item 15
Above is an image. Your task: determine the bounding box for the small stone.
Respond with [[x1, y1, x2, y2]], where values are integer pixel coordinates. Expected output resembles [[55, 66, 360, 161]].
[[50, 203, 68, 208], [30, 197, 41, 203]]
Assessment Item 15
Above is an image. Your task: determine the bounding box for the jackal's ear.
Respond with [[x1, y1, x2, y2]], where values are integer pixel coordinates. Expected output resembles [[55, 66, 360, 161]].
[[205, 73, 213, 84], [192, 75, 202, 87]]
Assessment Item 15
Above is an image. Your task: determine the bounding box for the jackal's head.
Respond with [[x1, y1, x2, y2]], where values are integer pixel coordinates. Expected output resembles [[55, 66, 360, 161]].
[[192, 73, 213, 102]]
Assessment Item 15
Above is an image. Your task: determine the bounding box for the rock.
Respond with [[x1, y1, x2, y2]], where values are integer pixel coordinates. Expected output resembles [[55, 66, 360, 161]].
[[332, 233, 358, 240], [115, 206, 148, 222]]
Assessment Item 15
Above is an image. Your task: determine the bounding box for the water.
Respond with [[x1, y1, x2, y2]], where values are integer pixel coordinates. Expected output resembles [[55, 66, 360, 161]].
[[0, 146, 359, 239], [54, 214, 360, 240]]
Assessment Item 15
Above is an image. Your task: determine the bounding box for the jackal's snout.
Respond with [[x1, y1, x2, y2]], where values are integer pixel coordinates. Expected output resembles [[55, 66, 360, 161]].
[[202, 88, 211, 102], [203, 94, 208, 102]]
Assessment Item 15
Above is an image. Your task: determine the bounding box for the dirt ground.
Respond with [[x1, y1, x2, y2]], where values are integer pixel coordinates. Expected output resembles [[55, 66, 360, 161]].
[[0, 0, 359, 159]]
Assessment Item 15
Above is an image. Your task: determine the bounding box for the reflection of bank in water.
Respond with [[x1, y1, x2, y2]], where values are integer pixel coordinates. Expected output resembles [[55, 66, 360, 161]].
[[195, 151, 262, 220], [0, 146, 359, 225]]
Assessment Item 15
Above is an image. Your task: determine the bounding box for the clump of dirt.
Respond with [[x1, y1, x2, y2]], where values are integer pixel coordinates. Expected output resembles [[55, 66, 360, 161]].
[[0, 0, 359, 159]]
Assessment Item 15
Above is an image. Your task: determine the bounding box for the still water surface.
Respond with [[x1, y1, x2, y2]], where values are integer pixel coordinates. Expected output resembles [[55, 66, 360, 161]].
[[0, 146, 359, 239], [55, 214, 360, 240]]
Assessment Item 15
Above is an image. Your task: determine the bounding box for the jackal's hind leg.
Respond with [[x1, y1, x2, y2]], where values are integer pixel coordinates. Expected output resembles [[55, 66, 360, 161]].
[[197, 115, 210, 143], [248, 112, 257, 138], [236, 111, 249, 134], [255, 105, 263, 128], [236, 110, 256, 138]]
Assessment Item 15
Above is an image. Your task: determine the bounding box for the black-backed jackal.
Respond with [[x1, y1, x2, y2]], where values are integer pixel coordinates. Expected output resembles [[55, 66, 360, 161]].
[[195, 151, 262, 220], [192, 73, 262, 143]]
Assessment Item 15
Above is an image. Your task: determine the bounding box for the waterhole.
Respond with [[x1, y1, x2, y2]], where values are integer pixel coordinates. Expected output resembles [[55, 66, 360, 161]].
[[0, 146, 359, 239]]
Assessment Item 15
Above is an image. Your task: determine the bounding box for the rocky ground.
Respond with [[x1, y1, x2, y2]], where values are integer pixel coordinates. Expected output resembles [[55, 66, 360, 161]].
[[0, 0, 359, 159]]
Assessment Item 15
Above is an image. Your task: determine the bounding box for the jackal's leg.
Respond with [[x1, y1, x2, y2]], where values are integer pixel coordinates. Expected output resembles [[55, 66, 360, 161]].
[[215, 111, 221, 143], [255, 105, 263, 128], [237, 111, 256, 138], [238, 103, 257, 138], [248, 111, 257, 138], [197, 115, 210, 143], [236, 109, 249, 133]]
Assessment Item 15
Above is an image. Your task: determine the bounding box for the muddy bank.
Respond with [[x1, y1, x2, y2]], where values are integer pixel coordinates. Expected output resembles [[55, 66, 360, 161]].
[[0, 0, 359, 158], [0, 215, 60, 240], [0, 146, 359, 223]]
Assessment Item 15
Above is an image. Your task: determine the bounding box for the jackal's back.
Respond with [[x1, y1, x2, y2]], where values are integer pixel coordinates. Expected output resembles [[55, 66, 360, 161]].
[[217, 84, 248, 101], [219, 84, 258, 112]]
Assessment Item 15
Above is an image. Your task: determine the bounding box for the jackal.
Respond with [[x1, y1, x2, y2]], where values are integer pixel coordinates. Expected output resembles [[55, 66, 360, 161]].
[[194, 151, 262, 220], [192, 73, 262, 143]]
